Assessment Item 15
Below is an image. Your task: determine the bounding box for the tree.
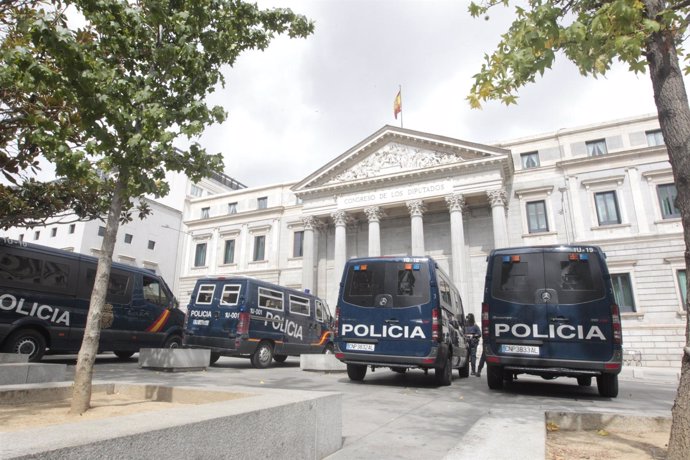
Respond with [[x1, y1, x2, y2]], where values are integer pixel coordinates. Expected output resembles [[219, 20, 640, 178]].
[[3, 0, 313, 414], [467, 0, 689, 457]]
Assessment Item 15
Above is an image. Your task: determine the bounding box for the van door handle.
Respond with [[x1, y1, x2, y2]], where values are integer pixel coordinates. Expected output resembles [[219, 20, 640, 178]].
[[385, 319, 399, 324], [550, 316, 569, 322]]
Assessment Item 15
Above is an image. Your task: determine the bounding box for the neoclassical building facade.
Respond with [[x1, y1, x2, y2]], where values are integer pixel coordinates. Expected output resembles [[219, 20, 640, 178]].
[[179, 114, 686, 368]]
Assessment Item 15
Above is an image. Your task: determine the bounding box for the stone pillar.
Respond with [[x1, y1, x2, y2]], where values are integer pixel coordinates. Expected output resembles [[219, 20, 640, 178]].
[[566, 176, 584, 241], [445, 194, 468, 296], [487, 189, 509, 249], [364, 206, 384, 257], [406, 200, 426, 256], [332, 210, 349, 280], [301, 216, 317, 293], [627, 167, 650, 234]]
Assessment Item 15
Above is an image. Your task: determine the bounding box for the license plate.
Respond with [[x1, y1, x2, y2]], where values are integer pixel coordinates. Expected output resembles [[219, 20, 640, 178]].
[[502, 344, 540, 355], [346, 343, 375, 352]]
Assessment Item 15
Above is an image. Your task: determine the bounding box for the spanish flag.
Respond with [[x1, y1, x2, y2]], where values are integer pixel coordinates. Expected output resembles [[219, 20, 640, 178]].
[[393, 89, 402, 119]]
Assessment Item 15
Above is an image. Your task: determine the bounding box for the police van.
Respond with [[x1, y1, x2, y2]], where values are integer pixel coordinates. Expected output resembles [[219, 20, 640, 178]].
[[334, 256, 469, 385], [482, 245, 623, 397], [183, 276, 334, 368], [0, 239, 185, 361]]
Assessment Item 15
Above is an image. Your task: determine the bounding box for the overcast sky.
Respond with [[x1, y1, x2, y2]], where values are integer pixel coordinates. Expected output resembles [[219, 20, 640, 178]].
[[190, 0, 661, 188]]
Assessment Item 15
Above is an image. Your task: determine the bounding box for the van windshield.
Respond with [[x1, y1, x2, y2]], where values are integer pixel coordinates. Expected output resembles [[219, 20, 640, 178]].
[[490, 251, 605, 304], [343, 261, 430, 308]]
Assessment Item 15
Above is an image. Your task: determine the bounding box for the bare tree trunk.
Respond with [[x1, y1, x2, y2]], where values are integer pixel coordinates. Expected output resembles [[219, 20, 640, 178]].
[[70, 177, 126, 415], [645, 1, 690, 458]]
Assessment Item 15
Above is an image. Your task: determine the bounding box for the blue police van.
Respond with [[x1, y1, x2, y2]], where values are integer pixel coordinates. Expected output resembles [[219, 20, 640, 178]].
[[482, 245, 623, 397], [0, 239, 185, 361], [183, 276, 334, 368], [334, 256, 469, 385]]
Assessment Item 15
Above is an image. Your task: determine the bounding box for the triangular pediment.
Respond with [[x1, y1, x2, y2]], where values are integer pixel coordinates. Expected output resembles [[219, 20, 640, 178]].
[[293, 125, 511, 193]]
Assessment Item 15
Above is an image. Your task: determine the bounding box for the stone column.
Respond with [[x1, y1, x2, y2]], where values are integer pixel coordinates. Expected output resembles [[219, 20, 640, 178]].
[[406, 200, 426, 256], [445, 194, 467, 296], [332, 210, 349, 280], [627, 167, 650, 234], [566, 176, 584, 241], [301, 216, 317, 293], [364, 206, 384, 257], [487, 189, 509, 249]]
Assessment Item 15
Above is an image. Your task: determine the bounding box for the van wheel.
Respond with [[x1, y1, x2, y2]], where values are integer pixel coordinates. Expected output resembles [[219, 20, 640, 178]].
[[251, 341, 274, 369], [577, 376, 592, 387], [458, 351, 470, 378], [273, 354, 288, 363], [597, 374, 618, 398], [113, 351, 135, 360], [2, 329, 46, 362], [435, 356, 452, 386], [487, 364, 504, 390], [210, 352, 221, 365], [323, 343, 334, 354], [347, 364, 367, 381], [163, 335, 182, 348]]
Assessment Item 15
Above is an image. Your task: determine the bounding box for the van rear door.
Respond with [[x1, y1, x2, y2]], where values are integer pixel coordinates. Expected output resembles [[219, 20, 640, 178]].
[[186, 282, 243, 341], [339, 260, 434, 359]]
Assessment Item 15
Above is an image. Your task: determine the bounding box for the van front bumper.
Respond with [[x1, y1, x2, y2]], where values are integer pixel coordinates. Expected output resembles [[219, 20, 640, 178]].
[[335, 343, 446, 369]]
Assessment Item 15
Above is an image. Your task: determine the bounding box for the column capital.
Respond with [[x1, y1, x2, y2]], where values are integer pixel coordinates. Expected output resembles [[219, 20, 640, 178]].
[[364, 206, 385, 223], [406, 200, 426, 217], [445, 194, 466, 213], [487, 189, 507, 208], [331, 210, 350, 227], [301, 215, 320, 231]]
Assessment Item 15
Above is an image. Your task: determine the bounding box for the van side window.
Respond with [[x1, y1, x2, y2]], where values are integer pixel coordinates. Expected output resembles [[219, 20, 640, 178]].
[[258, 287, 283, 311], [84, 268, 131, 304], [220, 284, 241, 306], [0, 253, 70, 289], [438, 278, 452, 309], [315, 300, 325, 322], [143, 276, 166, 307], [289, 295, 310, 316], [196, 284, 215, 304]]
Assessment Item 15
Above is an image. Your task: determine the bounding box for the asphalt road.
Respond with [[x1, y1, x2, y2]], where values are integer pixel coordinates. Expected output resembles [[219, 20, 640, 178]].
[[45, 354, 677, 459]]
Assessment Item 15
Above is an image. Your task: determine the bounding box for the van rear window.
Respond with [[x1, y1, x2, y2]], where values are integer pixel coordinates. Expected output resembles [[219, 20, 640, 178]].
[[490, 251, 605, 304], [343, 261, 430, 308]]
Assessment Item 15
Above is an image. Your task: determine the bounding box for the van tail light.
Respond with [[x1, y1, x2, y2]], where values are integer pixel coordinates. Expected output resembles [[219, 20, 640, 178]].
[[481, 302, 489, 339], [236, 311, 250, 335], [611, 303, 622, 344], [334, 307, 340, 337], [432, 308, 440, 341]]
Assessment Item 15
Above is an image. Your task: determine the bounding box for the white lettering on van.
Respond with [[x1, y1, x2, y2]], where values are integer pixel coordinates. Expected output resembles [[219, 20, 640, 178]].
[[340, 323, 426, 339], [494, 323, 607, 341], [0, 293, 70, 326], [264, 312, 303, 340], [189, 310, 212, 318]]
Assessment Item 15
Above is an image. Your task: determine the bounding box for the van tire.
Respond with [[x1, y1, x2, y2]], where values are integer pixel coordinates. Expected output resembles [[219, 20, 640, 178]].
[[3, 329, 46, 362], [347, 364, 367, 381], [273, 354, 288, 363], [458, 351, 470, 378], [114, 351, 135, 360], [435, 356, 452, 386], [163, 335, 182, 348], [210, 352, 221, 365], [487, 364, 504, 390], [251, 341, 274, 369], [577, 376, 592, 387], [597, 373, 618, 398]]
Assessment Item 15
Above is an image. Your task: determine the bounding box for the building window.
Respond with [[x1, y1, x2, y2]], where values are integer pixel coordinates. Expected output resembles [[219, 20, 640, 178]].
[[293, 231, 304, 257], [520, 151, 540, 169], [253, 235, 265, 261], [223, 239, 235, 264], [611, 273, 636, 313], [201, 207, 210, 219], [257, 197, 268, 209], [526, 201, 548, 233], [34, 231, 40, 240], [194, 243, 207, 267], [594, 191, 621, 225], [124, 233, 133, 244], [678, 269, 687, 311], [658, 183, 680, 219], [98, 226, 105, 237], [646, 129, 664, 146], [586, 139, 608, 156], [228, 202, 237, 214], [190, 184, 203, 197], [69, 224, 76, 234], [148, 240, 156, 250], [50, 228, 57, 237]]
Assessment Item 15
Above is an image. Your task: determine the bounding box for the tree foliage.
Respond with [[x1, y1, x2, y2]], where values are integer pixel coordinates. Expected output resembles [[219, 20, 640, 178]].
[[468, 1, 690, 457], [2, 0, 313, 414]]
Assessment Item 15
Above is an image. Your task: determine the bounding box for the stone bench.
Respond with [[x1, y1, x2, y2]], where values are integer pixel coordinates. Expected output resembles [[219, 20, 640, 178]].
[[300, 354, 347, 372], [138, 348, 210, 372], [0, 363, 67, 386]]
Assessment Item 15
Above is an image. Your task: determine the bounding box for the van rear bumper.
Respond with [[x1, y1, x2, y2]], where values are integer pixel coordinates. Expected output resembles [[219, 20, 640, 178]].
[[183, 335, 255, 356], [335, 344, 444, 368], [485, 345, 622, 375]]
